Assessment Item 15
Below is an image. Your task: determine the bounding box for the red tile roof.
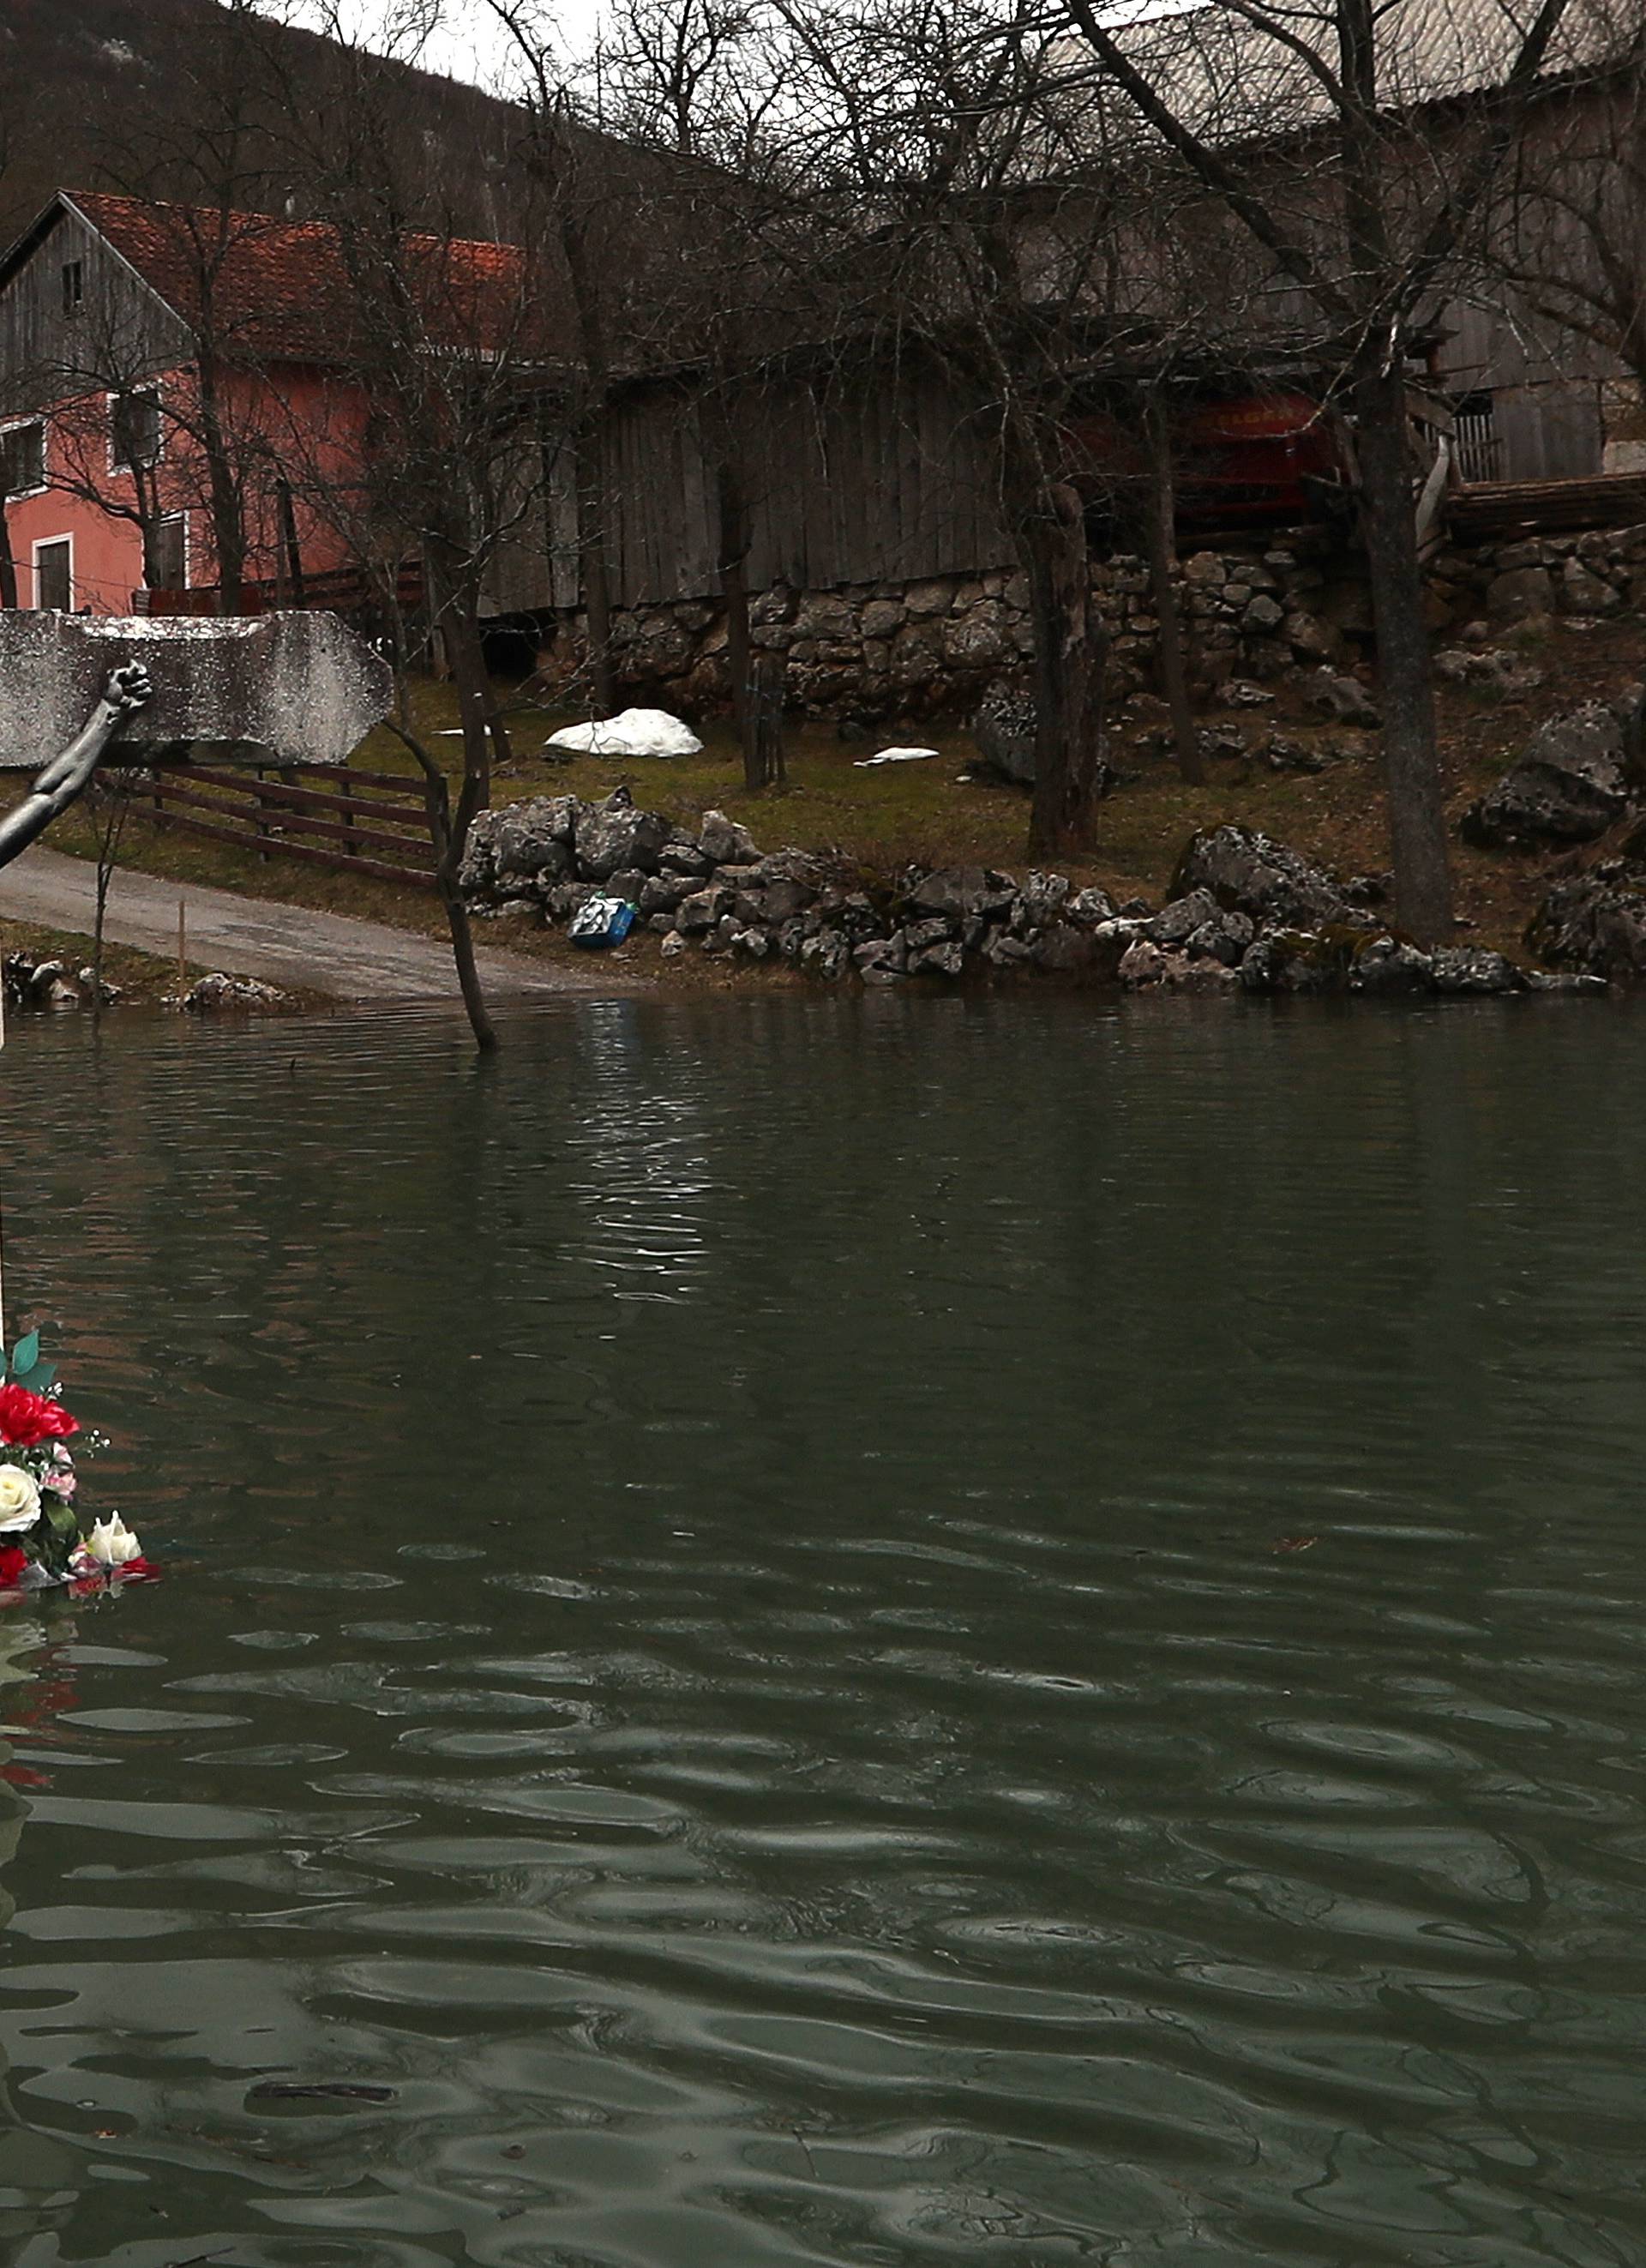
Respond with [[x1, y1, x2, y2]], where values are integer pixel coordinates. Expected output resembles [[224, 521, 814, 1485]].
[[66, 190, 533, 363]]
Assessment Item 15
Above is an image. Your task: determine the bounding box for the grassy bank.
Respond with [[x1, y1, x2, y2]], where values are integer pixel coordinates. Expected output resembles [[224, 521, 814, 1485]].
[[0, 921, 189, 1006], [43, 610, 1637, 972]]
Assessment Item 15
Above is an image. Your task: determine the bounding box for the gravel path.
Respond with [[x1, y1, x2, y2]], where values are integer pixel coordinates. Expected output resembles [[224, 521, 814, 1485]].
[[0, 846, 634, 1002]]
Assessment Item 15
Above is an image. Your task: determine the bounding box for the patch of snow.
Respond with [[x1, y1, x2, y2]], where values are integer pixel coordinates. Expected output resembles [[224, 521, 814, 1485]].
[[854, 745, 940, 767], [546, 707, 704, 758]]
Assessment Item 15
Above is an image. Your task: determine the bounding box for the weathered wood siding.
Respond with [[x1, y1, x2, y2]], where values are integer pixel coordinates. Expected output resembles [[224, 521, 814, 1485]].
[[1435, 297, 1608, 481], [600, 366, 1014, 607], [0, 206, 188, 417]]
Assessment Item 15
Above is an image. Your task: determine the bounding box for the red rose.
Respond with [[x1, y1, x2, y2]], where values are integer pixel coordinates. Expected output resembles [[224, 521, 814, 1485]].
[[0, 1384, 77, 1447], [0, 1545, 29, 1588]]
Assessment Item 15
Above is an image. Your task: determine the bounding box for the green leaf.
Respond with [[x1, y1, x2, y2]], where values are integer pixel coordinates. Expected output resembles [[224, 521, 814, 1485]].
[[13, 1363, 55, 1394], [9, 1333, 39, 1381], [45, 1500, 77, 1537]]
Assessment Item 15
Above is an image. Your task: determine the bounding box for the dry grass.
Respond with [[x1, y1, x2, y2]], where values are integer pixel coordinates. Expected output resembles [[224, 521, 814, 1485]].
[[0, 921, 190, 1005], [36, 612, 1643, 972]]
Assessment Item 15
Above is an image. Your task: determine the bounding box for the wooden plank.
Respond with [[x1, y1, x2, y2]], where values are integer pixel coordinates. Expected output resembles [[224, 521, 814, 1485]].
[[152, 779, 433, 860], [148, 808, 437, 887], [176, 766, 426, 819], [1446, 469, 1646, 541]]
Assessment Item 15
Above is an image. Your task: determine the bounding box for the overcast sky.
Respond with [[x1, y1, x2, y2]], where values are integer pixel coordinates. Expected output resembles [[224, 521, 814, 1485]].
[[327, 0, 605, 91]]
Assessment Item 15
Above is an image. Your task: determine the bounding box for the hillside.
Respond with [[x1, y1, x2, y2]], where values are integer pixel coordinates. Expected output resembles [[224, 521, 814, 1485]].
[[0, 0, 525, 248]]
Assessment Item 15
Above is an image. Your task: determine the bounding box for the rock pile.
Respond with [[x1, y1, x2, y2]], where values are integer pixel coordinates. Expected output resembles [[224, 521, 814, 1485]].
[[466, 794, 1574, 1000], [179, 973, 293, 1013], [2, 953, 118, 1012], [461, 785, 1124, 983], [1450, 687, 1646, 984]]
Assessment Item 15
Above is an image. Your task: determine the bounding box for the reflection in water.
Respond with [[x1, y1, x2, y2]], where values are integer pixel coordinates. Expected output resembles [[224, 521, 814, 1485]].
[[0, 998, 1640, 2265]]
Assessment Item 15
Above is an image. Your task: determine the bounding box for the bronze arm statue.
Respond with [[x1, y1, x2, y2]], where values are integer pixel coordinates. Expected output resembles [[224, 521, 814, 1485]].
[[0, 663, 153, 870]]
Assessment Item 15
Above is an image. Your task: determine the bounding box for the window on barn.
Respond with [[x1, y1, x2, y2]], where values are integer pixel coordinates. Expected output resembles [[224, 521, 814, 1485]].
[[61, 262, 83, 317], [0, 419, 45, 497], [111, 388, 162, 471], [149, 514, 186, 592]]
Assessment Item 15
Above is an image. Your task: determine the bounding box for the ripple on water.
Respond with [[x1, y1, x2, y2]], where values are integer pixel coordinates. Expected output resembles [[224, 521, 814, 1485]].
[[0, 1002, 1642, 2265]]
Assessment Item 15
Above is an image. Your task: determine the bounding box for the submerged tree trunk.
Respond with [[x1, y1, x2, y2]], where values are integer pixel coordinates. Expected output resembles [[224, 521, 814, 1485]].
[[1142, 398, 1203, 786], [416, 556, 498, 1054], [1023, 483, 1108, 857], [1353, 362, 1454, 945]]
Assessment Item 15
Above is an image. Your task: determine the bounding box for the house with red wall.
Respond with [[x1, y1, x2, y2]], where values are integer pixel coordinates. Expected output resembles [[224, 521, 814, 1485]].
[[0, 190, 532, 617]]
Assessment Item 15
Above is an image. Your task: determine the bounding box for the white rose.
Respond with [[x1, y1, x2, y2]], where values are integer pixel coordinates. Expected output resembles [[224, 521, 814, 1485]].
[[0, 1466, 41, 1534], [84, 1514, 141, 1567]]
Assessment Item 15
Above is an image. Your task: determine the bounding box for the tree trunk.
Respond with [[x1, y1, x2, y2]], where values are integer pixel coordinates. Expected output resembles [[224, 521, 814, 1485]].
[[278, 478, 306, 605], [1024, 484, 1108, 857], [196, 359, 245, 613], [1142, 397, 1204, 785], [0, 501, 15, 611], [750, 650, 786, 788], [717, 459, 760, 790], [419, 557, 498, 1053], [577, 431, 617, 715], [1354, 362, 1454, 944], [437, 873, 498, 1054]]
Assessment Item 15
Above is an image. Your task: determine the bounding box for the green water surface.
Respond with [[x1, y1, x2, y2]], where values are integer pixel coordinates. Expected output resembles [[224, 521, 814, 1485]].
[[0, 990, 1639, 2268]]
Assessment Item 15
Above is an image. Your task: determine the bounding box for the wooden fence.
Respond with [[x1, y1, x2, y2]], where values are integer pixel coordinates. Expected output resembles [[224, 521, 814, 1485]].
[[139, 762, 438, 889]]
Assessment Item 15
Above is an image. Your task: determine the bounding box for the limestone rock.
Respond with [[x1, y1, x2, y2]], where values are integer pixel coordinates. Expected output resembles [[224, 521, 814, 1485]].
[[1430, 946, 1528, 996], [910, 866, 1017, 921], [699, 809, 760, 865], [1066, 886, 1117, 926], [1016, 871, 1072, 929], [1348, 935, 1434, 996], [1486, 565, 1556, 623], [1029, 923, 1094, 973], [1171, 824, 1366, 930], [1526, 863, 1646, 982], [970, 685, 1037, 785], [1560, 556, 1621, 616], [183, 972, 291, 1013], [574, 791, 673, 880], [1307, 671, 1380, 728], [1463, 703, 1630, 850], [676, 885, 732, 933], [1238, 929, 1357, 994]]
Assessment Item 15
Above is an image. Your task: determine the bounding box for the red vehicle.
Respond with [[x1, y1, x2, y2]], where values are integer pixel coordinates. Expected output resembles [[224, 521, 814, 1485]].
[[1066, 388, 1352, 537]]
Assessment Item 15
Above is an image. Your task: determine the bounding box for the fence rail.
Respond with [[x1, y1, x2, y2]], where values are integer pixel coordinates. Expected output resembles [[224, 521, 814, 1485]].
[[137, 762, 439, 889]]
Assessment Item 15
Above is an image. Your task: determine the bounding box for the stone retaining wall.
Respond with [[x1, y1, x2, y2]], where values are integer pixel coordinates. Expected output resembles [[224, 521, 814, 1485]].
[[525, 520, 1646, 725]]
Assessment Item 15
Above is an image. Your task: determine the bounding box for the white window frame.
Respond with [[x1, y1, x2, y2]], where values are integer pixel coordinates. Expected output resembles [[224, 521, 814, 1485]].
[[31, 533, 74, 612], [149, 509, 189, 592], [0, 414, 48, 501], [108, 385, 164, 476]]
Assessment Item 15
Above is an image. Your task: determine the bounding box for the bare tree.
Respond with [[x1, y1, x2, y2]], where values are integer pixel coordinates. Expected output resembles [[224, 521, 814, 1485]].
[[697, 0, 1215, 851], [1052, 0, 1582, 939]]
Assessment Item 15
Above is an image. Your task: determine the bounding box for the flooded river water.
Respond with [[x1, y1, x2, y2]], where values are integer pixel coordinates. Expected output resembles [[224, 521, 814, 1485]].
[[0, 990, 1640, 2267]]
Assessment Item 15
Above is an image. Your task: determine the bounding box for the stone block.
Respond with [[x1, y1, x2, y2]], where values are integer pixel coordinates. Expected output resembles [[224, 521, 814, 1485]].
[[0, 609, 391, 768]]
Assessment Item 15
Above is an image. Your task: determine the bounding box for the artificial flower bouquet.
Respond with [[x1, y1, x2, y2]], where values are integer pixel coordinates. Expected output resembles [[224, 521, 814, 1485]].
[[0, 1333, 151, 1594]]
